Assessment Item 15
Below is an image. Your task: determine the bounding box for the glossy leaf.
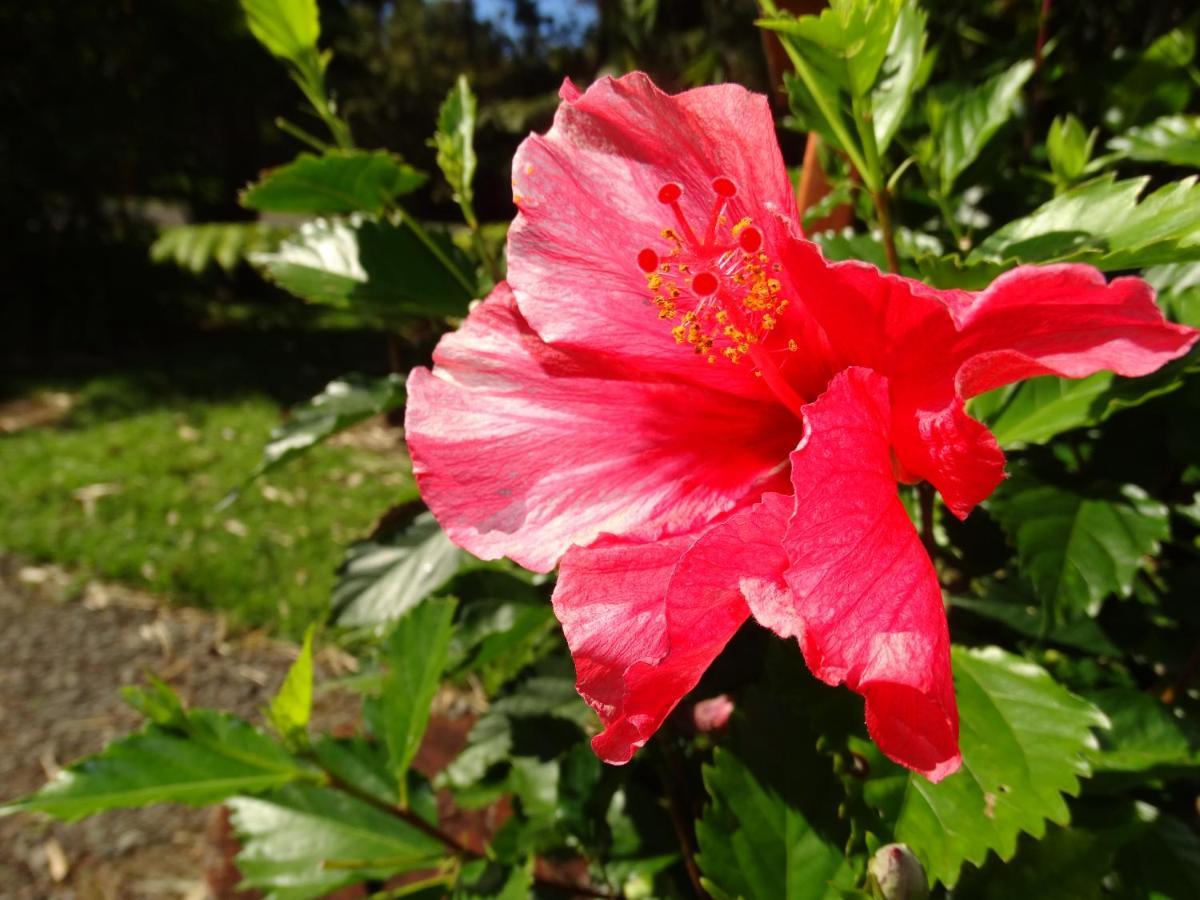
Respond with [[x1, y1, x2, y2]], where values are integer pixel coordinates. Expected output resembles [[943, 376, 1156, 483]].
[[228, 783, 444, 900], [871, 1, 927, 151], [432, 76, 478, 222], [949, 581, 1119, 656], [331, 510, 463, 627], [378, 598, 457, 788], [251, 216, 474, 321], [150, 221, 289, 273], [861, 647, 1107, 888], [1109, 114, 1200, 168], [1, 710, 309, 820], [988, 470, 1170, 622], [762, 0, 902, 98], [447, 592, 558, 693], [246, 373, 406, 486], [969, 175, 1200, 270], [267, 624, 316, 741], [933, 59, 1034, 192], [241, 150, 426, 216]]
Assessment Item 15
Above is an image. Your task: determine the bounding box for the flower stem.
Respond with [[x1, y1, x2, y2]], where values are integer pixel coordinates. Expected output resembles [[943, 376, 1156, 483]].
[[871, 188, 901, 276]]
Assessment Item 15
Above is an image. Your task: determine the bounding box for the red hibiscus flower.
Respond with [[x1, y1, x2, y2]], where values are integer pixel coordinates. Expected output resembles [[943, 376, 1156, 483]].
[[405, 74, 1196, 781]]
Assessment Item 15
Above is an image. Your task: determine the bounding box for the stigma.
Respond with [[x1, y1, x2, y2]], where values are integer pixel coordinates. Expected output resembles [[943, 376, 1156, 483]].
[[636, 177, 792, 368]]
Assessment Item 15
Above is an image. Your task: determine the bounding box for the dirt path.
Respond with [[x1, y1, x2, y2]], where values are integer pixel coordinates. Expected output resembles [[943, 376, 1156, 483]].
[[0, 557, 361, 899]]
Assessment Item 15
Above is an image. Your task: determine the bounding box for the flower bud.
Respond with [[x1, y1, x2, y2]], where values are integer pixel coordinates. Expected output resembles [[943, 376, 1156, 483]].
[[868, 843, 929, 900]]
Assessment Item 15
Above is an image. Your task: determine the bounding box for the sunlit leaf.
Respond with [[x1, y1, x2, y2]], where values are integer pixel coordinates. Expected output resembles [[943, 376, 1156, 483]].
[[932, 59, 1034, 192], [1109, 114, 1200, 168], [860, 647, 1108, 887], [331, 510, 463, 627], [267, 624, 316, 742], [150, 221, 289, 273], [431, 75, 478, 222], [229, 783, 443, 900], [251, 216, 474, 321], [242, 150, 426, 216]]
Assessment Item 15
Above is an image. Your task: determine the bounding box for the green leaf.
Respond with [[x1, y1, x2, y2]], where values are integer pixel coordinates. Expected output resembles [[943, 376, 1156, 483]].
[[455, 858, 534, 899], [245, 372, 406, 486], [229, 783, 444, 900], [239, 0, 319, 64], [1109, 114, 1200, 168], [149, 221, 289, 273], [969, 175, 1200, 270], [242, 151, 426, 216], [331, 510, 463, 627], [696, 652, 858, 900], [1085, 689, 1200, 776], [1146, 262, 1200, 327], [378, 599, 457, 790], [932, 59, 1034, 193], [441, 673, 593, 792], [431, 76, 479, 223], [950, 825, 1114, 900], [697, 747, 856, 900], [1046, 115, 1096, 185], [447, 593, 558, 693], [267, 624, 316, 742], [251, 216, 474, 321], [987, 470, 1170, 623], [870, 1, 927, 151], [949, 581, 1119, 656], [861, 646, 1108, 888], [763, 0, 903, 98], [311, 735, 401, 805], [2, 710, 309, 820]]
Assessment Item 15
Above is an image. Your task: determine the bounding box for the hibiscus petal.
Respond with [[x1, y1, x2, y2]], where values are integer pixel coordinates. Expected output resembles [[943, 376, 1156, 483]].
[[783, 367, 960, 781], [554, 532, 750, 763], [948, 264, 1198, 396], [406, 284, 800, 572], [507, 72, 802, 394]]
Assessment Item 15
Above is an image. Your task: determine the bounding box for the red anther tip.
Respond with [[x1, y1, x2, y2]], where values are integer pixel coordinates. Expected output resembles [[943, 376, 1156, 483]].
[[692, 271, 719, 296], [712, 177, 737, 198], [738, 226, 763, 253], [658, 182, 683, 204], [637, 248, 660, 273]]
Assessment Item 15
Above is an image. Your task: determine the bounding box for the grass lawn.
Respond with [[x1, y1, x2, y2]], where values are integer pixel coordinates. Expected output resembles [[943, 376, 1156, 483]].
[[0, 367, 415, 638]]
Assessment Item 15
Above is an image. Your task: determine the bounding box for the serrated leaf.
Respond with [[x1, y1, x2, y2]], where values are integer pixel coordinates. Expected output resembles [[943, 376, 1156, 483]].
[[697, 747, 856, 900], [331, 510, 463, 627], [245, 372, 405, 487], [861, 646, 1108, 888], [696, 651, 858, 900], [242, 150, 426, 216], [1109, 114, 1200, 168], [871, 2, 927, 151], [2, 710, 309, 820], [969, 175, 1200, 270], [933, 59, 1034, 193], [240, 0, 319, 64], [229, 783, 444, 900], [378, 599, 457, 789], [762, 0, 902, 98], [987, 470, 1170, 623], [150, 221, 290, 273], [251, 216, 474, 321], [432, 76, 478, 221], [267, 624, 316, 741]]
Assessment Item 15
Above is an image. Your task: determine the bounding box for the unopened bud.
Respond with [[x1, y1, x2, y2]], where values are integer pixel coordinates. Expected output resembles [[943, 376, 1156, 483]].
[[868, 843, 929, 900]]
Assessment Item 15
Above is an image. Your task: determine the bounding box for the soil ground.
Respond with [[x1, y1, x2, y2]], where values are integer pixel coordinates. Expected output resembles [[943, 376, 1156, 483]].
[[0, 556, 363, 900]]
